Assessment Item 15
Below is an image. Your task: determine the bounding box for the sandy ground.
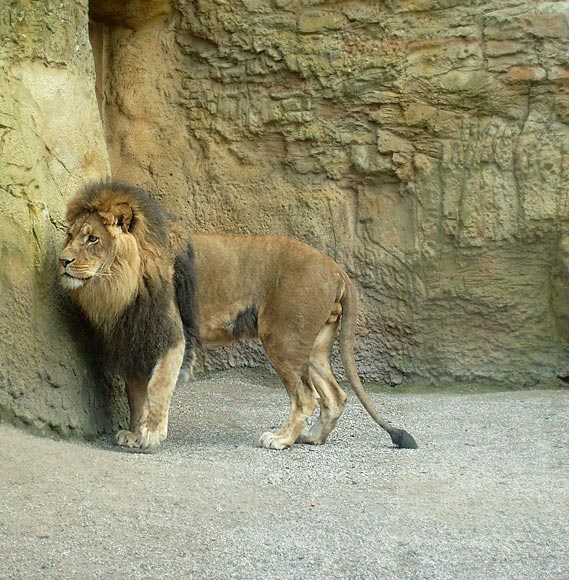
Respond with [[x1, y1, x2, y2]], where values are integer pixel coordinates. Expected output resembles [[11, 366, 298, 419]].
[[1, 370, 568, 580]]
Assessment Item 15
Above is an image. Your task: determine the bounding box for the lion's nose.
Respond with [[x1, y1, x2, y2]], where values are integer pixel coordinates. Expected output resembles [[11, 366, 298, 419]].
[[59, 258, 75, 268]]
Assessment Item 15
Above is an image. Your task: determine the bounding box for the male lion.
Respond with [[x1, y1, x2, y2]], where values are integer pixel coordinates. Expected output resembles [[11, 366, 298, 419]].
[[59, 182, 417, 451]]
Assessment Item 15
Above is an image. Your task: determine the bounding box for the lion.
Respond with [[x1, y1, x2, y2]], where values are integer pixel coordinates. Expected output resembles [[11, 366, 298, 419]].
[[59, 181, 417, 451]]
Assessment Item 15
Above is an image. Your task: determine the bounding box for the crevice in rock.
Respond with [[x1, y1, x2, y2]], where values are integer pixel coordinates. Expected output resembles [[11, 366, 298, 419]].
[[87, 0, 175, 176]]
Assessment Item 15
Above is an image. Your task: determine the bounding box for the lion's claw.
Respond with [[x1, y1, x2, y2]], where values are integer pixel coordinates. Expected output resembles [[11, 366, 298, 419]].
[[115, 427, 162, 450], [115, 429, 139, 448], [259, 432, 291, 450], [137, 426, 162, 450]]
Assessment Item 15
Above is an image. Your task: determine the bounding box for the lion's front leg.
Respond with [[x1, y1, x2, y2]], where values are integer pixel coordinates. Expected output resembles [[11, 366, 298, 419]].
[[116, 340, 185, 450], [116, 377, 147, 448]]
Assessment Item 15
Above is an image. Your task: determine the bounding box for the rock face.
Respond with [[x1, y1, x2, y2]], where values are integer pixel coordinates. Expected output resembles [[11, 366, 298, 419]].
[[0, 1, 126, 435], [95, 1, 569, 385], [1, 1, 568, 435]]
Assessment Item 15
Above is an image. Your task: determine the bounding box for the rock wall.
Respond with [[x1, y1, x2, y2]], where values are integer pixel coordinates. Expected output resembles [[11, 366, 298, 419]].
[[1, 1, 568, 437], [0, 1, 126, 435], [96, 0, 569, 386]]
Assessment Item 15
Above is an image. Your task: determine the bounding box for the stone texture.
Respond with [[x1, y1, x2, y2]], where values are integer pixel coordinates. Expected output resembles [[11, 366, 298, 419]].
[[1, 1, 568, 436], [95, 0, 569, 386], [0, 0, 126, 435]]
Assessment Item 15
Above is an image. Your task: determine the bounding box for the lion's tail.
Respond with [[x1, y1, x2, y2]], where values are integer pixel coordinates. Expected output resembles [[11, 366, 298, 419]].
[[338, 272, 418, 449]]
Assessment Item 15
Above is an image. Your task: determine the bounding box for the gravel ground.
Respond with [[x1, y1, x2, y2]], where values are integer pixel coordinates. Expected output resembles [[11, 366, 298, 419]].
[[1, 370, 568, 580]]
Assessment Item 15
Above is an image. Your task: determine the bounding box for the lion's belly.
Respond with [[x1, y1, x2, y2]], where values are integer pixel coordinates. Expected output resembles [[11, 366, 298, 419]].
[[200, 323, 238, 347], [190, 232, 342, 348], [198, 302, 259, 347]]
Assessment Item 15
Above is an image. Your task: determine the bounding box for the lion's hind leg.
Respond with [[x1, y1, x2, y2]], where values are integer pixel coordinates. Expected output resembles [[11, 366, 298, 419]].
[[297, 321, 347, 445], [259, 337, 318, 450]]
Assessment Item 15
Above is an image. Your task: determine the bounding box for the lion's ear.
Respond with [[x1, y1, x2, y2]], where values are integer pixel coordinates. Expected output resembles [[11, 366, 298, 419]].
[[99, 204, 133, 233]]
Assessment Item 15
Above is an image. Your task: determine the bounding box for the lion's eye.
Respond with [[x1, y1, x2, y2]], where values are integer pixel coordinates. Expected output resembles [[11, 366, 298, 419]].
[[87, 235, 99, 244]]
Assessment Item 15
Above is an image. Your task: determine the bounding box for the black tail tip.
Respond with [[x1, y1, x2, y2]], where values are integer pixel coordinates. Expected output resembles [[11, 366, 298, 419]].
[[391, 429, 418, 449]]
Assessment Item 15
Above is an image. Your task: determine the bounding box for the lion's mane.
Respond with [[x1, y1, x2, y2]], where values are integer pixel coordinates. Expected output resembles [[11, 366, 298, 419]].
[[66, 181, 198, 380]]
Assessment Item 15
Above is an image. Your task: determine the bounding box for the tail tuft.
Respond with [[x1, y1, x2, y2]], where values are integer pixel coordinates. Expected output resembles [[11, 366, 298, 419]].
[[390, 429, 419, 449]]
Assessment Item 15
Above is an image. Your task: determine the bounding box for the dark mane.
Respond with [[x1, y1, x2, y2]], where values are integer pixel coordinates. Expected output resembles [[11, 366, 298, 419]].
[[174, 243, 201, 376], [68, 181, 200, 381], [105, 283, 180, 379]]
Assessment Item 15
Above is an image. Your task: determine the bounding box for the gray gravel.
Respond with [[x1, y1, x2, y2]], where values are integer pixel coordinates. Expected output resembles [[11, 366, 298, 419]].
[[1, 370, 568, 580]]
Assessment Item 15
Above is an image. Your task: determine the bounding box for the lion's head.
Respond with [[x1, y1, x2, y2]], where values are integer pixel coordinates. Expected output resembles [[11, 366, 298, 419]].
[[59, 206, 136, 289], [59, 182, 178, 329]]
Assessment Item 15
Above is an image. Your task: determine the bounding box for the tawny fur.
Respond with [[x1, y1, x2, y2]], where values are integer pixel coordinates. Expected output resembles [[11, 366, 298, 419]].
[[59, 182, 417, 451], [59, 182, 189, 449]]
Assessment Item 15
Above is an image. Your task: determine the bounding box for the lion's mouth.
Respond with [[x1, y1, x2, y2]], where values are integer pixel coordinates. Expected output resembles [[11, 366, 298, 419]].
[[60, 271, 91, 290]]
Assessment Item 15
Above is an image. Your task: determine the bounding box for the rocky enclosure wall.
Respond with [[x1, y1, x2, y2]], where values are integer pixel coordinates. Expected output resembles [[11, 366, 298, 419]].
[[0, 1, 125, 435], [97, 1, 569, 385], [1, 1, 568, 436]]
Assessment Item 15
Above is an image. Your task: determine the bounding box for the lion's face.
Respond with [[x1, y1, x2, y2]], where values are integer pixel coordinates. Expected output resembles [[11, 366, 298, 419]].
[[58, 214, 119, 291]]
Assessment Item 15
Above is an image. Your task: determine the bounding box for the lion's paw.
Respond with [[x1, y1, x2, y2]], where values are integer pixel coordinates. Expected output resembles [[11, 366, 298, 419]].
[[259, 432, 291, 450], [137, 425, 163, 450], [115, 430, 139, 448]]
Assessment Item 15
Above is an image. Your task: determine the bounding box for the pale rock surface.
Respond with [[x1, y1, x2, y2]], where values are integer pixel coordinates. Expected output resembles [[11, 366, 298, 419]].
[[1, 0, 568, 435], [95, 1, 569, 385], [0, 1, 124, 435]]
